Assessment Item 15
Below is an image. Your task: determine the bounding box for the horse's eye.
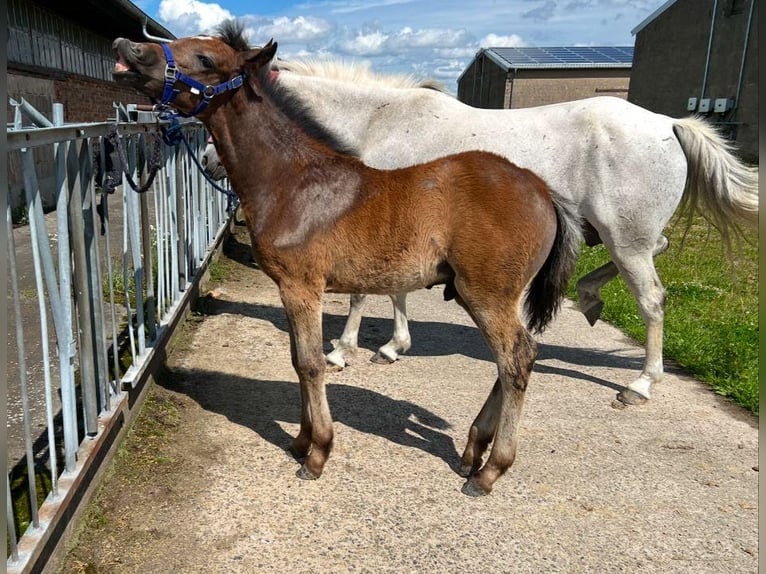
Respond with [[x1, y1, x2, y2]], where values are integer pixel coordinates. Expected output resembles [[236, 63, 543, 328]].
[[197, 55, 214, 69]]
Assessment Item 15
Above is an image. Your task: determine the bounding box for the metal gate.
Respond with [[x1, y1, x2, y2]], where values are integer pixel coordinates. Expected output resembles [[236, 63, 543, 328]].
[[6, 101, 233, 573]]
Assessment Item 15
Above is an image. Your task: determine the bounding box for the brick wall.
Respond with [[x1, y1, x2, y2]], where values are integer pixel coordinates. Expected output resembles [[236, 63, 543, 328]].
[[510, 69, 630, 109], [54, 74, 151, 122], [9, 68, 149, 124]]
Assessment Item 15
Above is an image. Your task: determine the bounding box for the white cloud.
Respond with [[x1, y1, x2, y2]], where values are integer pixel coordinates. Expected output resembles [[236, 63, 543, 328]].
[[250, 16, 334, 43], [479, 33, 526, 48], [158, 0, 233, 35], [340, 31, 390, 55], [396, 27, 470, 49]]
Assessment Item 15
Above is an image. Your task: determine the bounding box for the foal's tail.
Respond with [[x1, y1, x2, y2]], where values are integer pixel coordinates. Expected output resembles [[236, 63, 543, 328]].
[[525, 196, 582, 334], [672, 117, 758, 249]]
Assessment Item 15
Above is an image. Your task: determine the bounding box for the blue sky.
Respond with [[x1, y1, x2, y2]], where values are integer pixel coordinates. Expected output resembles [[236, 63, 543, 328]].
[[134, 0, 664, 91]]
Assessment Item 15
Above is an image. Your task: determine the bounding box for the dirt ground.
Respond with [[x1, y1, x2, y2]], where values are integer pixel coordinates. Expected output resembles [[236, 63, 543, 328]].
[[59, 223, 758, 573]]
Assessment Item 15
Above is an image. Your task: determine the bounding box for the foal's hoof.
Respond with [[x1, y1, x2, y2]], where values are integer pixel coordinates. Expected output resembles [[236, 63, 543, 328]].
[[457, 464, 477, 478], [370, 351, 396, 364], [296, 465, 319, 480], [461, 479, 490, 497], [582, 300, 604, 327], [288, 442, 310, 461], [616, 388, 649, 406]]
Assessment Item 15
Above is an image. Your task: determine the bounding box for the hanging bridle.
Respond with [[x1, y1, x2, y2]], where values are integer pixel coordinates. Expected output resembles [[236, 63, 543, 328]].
[[156, 43, 246, 118]]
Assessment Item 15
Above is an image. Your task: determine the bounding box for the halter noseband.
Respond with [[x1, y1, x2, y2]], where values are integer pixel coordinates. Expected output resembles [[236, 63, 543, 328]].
[[157, 43, 245, 118]]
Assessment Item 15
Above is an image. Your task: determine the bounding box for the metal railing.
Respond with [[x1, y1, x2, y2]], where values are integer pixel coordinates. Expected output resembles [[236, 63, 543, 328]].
[[6, 102, 233, 573]]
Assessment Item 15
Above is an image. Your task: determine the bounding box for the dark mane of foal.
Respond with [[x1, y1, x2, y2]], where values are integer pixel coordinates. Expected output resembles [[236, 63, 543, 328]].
[[215, 20, 250, 52], [214, 20, 359, 157]]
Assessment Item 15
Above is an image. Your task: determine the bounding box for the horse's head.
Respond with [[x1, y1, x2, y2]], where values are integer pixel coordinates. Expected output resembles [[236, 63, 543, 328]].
[[112, 21, 277, 118]]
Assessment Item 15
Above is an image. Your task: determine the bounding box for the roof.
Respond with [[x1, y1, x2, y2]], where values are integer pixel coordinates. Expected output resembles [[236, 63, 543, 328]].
[[29, 0, 175, 42], [631, 0, 679, 36], [481, 46, 634, 71]]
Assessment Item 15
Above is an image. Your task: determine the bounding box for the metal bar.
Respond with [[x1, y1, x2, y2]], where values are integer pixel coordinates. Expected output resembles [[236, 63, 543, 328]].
[[700, 0, 719, 100], [7, 204, 41, 528], [125, 135, 147, 355], [139, 135, 157, 341], [98, 138, 121, 391], [7, 118, 199, 151], [67, 139, 99, 436], [58, 141, 79, 473], [174, 146, 187, 292], [21, 148, 60, 496], [733, 0, 755, 109], [17, 96, 53, 127], [121, 182, 137, 365], [7, 478, 19, 562], [80, 140, 110, 414]]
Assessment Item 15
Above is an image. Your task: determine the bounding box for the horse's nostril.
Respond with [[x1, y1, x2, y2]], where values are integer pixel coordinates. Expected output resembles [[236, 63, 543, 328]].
[[202, 157, 207, 166]]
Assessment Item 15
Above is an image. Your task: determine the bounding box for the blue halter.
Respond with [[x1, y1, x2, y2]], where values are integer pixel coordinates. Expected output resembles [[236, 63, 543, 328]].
[[157, 43, 245, 118]]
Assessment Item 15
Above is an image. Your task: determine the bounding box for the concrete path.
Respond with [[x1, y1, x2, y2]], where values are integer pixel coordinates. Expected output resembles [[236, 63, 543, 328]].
[[59, 225, 758, 573]]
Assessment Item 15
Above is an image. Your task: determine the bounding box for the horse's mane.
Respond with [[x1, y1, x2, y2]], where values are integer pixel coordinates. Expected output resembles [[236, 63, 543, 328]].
[[277, 59, 449, 93], [213, 21, 353, 154], [213, 20, 448, 93], [212, 19, 444, 155], [215, 20, 250, 52]]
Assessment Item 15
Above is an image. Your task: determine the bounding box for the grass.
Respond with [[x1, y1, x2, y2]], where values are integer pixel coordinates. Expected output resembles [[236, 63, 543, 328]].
[[567, 215, 758, 414]]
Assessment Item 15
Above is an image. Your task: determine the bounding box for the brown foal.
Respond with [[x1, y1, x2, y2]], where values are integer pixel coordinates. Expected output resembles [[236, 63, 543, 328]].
[[112, 22, 581, 495]]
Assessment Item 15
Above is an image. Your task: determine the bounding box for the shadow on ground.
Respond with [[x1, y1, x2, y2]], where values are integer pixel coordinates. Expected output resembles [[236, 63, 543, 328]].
[[193, 291, 659, 396], [159, 367, 462, 471]]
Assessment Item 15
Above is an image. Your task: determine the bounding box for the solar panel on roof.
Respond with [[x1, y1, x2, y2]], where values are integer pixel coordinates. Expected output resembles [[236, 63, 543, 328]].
[[487, 46, 634, 69]]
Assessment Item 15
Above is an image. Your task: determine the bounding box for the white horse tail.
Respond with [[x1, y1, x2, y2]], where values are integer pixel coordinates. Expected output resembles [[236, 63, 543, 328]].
[[672, 117, 759, 248]]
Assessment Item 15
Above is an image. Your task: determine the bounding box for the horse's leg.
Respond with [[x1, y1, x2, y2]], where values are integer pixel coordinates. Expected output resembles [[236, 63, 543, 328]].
[[463, 316, 536, 497], [286, 327, 312, 459], [458, 378, 501, 477], [280, 288, 334, 478], [608, 248, 667, 405], [577, 235, 669, 325], [450, 279, 535, 496], [326, 294, 367, 369], [447, 294, 503, 477], [371, 293, 411, 364]]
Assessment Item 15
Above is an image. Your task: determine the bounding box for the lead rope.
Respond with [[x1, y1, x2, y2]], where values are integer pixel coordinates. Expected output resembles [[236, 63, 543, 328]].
[[108, 123, 163, 194], [108, 118, 238, 214], [159, 116, 238, 214]]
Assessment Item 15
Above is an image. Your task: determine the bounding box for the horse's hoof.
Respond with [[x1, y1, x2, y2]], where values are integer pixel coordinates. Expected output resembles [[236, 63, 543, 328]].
[[457, 464, 476, 478], [370, 351, 396, 364], [616, 388, 649, 406], [289, 442, 310, 461], [461, 479, 490, 497], [582, 300, 604, 326], [325, 351, 347, 370], [325, 362, 344, 373], [296, 465, 319, 480]]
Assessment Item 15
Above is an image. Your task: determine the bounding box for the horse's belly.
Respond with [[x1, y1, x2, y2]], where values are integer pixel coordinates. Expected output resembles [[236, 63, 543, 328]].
[[325, 257, 449, 295]]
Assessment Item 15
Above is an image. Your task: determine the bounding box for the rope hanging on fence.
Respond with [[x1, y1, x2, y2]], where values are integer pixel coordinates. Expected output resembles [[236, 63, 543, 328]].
[[107, 124, 163, 194], [107, 119, 238, 215]]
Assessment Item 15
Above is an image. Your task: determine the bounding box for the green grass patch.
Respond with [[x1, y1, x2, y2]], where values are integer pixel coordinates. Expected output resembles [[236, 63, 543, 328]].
[[567, 216, 758, 413]]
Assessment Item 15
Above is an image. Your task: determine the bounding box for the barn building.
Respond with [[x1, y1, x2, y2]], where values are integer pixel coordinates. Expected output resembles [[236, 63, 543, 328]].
[[7, 0, 173, 123], [629, 0, 757, 162], [456, 46, 633, 109], [7, 0, 173, 210]]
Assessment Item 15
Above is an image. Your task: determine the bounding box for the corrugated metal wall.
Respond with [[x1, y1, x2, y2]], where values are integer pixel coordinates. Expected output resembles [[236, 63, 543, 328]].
[[8, 0, 115, 81]]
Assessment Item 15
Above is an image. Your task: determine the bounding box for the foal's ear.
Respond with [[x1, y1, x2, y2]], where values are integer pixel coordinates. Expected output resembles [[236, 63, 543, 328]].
[[240, 39, 278, 71]]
